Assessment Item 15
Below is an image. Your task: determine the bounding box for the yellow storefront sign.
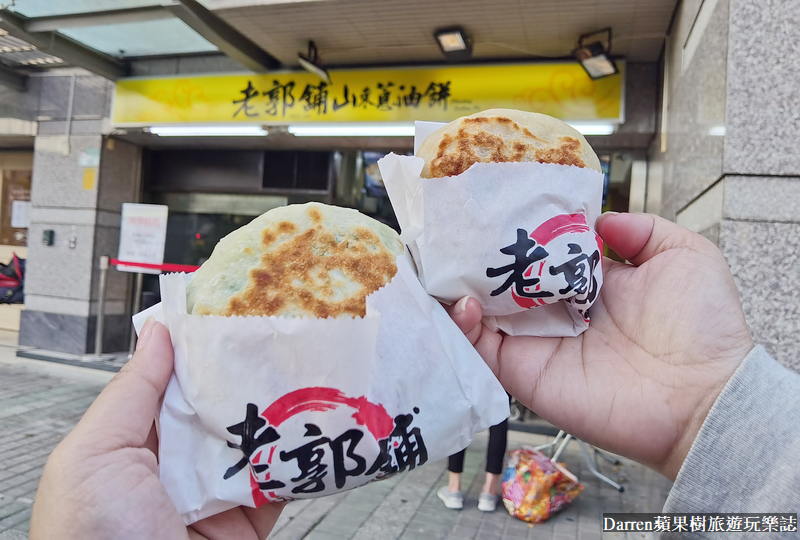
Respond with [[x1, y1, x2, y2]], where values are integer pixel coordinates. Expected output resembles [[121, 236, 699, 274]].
[[113, 62, 624, 125]]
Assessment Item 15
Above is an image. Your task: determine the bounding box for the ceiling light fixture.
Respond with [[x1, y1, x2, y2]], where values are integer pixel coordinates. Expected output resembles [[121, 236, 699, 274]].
[[566, 122, 616, 136], [298, 41, 331, 83], [288, 123, 415, 137], [148, 125, 268, 137], [574, 28, 619, 80], [434, 26, 472, 61]]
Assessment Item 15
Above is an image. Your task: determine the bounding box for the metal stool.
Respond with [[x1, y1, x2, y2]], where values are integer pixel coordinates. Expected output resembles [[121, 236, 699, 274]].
[[534, 430, 625, 492]]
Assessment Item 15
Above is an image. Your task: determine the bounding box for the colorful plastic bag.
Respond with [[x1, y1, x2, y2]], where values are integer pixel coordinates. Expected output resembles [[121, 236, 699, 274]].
[[501, 447, 583, 523]]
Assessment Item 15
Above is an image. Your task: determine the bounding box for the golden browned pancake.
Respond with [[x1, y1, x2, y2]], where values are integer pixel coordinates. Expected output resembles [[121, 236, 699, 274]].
[[186, 203, 404, 318], [416, 109, 601, 178]]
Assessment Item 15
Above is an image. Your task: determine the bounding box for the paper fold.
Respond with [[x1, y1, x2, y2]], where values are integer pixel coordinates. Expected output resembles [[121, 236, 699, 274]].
[[380, 150, 605, 337], [144, 253, 509, 524]]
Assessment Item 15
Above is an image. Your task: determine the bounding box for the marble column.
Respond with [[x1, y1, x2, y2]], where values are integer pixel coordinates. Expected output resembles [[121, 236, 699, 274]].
[[19, 72, 139, 355], [653, 0, 800, 371], [716, 0, 800, 371]]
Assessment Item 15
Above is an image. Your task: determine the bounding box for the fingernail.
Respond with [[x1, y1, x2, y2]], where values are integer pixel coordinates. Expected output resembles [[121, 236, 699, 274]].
[[458, 296, 471, 312], [595, 211, 619, 227], [136, 317, 156, 351]]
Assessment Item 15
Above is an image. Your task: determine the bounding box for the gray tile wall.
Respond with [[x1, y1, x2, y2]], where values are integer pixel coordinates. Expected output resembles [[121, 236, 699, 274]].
[[720, 220, 800, 372], [26, 132, 102, 310], [675, 176, 800, 231], [37, 120, 107, 135], [723, 176, 800, 223], [724, 0, 800, 176], [30, 135, 101, 209], [620, 63, 658, 136], [654, 0, 730, 221], [653, 0, 800, 371], [92, 138, 142, 319], [129, 53, 246, 77], [0, 78, 39, 121], [35, 74, 112, 121], [722, 174, 800, 371], [19, 311, 129, 355], [97, 138, 142, 213], [719, 1, 800, 371], [19, 310, 89, 355], [92, 226, 130, 308], [25, 222, 96, 302], [656, 0, 800, 219], [21, 74, 138, 354], [676, 174, 800, 371], [588, 63, 658, 153]]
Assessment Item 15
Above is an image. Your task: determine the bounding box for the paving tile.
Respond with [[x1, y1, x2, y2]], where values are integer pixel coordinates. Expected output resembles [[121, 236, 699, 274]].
[[450, 524, 478, 538], [553, 516, 579, 536], [0, 502, 27, 521], [2, 479, 41, 499], [483, 510, 509, 525], [478, 522, 504, 537], [10, 518, 28, 533], [314, 520, 359, 537], [578, 529, 602, 540], [269, 494, 347, 540], [0, 360, 105, 533], [504, 527, 530, 539], [282, 431, 669, 539], [552, 534, 581, 540], [0, 508, 30, 533], [352, 459, 447, 540], [529, 525, 554, 539], [505, 519, 532, 533], [304, 530, 348, 540]]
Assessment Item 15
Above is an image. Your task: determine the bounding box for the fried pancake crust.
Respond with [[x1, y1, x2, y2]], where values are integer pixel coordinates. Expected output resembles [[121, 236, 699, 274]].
[[417, 109, 601, 178]]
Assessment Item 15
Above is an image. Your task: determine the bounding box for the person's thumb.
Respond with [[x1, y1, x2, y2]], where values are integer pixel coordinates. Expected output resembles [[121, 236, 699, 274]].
[[71, 318, 174, 454], [596, 212, 708, 266], [446, 296, 484, 345]]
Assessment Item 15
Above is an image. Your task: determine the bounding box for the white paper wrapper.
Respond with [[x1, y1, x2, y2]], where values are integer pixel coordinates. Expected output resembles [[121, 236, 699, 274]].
[[134, 253, 509, 525], [379, 132, 605, 337]]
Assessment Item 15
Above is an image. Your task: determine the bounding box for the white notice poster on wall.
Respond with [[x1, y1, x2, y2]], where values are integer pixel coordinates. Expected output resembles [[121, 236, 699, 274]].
[[10, 200, 29, 229], [117, 203, 169, 274]]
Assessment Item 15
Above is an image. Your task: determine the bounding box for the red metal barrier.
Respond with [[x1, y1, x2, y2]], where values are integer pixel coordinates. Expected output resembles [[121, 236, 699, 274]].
[[109, 259, 200, 273]]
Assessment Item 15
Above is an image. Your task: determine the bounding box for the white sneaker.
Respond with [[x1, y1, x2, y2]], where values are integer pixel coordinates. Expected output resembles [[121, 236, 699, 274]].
[[437, 486, 464, 510], [477, 493, 498, 512]]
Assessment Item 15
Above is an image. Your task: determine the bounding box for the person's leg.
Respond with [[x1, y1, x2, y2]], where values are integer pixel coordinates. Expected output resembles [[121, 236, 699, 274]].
[[438, 449, 466, 509], [447, 450, 466, 492], [481, 419, 509, 495], [448, 471, 462, 493]]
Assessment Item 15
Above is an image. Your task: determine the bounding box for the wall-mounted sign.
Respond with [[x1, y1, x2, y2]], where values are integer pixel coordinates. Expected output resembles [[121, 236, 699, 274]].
[[117, 203, 169, 274], [1, 170, 30, 247], [113, 62, 624, 126], [78, 149, 100, 167]]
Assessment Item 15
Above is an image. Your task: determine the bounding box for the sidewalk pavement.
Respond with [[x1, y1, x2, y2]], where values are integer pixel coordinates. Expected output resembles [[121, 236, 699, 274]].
[[0, 343, 673, 539], [268, 429, 672, 540], [0, 342, 113, 538]]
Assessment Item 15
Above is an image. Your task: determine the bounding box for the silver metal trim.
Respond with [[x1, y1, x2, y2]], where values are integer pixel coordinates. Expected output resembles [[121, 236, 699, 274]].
[[0, 9, 127, 80], [25, 5, 172, 32]]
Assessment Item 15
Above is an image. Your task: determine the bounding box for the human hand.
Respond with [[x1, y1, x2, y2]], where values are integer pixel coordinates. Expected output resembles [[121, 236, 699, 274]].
[[449, 212, 754, 480], [30, 318, 284, 540]]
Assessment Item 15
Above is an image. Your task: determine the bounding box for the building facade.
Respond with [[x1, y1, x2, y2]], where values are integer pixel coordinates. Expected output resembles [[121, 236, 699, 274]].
[[650, 0, 800, 371], [0, 0, 796, 372]]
